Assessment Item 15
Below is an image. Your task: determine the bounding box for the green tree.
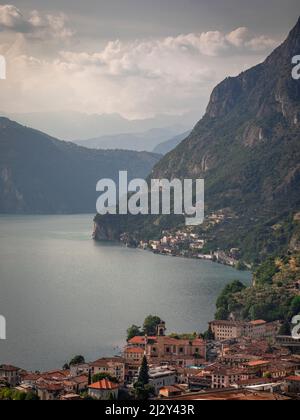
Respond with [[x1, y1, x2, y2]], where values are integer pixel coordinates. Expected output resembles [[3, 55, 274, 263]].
[[127, 325, 142, 341], [255, 258, 278, 285], [203, 326, 215, 341], [137, 356, 149, 386], [143, 315, 162, 336], [69, 355, 85, 366], [290, 296, 300, 317], [92, 373, 119, 384], [25, 392, 39, 401], [279, 320, 291, 336], [133, 383, 154, 401]]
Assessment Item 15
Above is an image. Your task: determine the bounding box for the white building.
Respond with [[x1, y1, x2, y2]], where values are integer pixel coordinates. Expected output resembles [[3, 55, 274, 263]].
[[149, 367, 177, 395]]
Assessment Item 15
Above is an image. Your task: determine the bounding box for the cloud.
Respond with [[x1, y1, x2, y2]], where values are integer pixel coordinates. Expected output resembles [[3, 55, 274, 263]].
[[0, 4, 74, 40], [0, 7, 280, 119]]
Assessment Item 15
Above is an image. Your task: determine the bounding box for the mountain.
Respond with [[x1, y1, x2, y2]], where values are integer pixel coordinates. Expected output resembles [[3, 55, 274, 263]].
[[2, 111, 195, 141], [0, 117, 161, 214], [95, 18, 300, 263], [153, 131, 192, 155], [74, 127, 184, 152]]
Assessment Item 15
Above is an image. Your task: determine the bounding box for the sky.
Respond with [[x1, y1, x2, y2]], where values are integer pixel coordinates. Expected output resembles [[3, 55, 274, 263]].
[[0, 0, 299, 121]]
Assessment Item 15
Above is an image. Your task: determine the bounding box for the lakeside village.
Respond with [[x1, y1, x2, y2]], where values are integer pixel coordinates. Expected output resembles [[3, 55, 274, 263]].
[[1, 316, 300, 401], [120, 210, 249, 269]]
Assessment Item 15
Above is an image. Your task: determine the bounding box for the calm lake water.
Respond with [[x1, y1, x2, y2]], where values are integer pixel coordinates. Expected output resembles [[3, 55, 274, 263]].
[[0, 215, 251, 371]]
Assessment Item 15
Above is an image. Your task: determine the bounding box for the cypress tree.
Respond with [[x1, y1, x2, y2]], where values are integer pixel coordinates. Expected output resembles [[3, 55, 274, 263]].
[[137, 355, 149, 386]]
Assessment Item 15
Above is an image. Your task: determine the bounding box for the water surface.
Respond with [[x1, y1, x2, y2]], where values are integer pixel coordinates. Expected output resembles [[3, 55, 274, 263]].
[[0, 215, 251, 371]]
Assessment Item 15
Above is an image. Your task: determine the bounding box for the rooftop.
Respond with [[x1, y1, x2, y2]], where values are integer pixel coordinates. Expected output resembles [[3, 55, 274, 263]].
[[89, 379, 119, 391]]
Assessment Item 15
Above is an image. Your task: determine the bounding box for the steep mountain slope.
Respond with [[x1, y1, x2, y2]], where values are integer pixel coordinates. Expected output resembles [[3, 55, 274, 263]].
[[0, 118, 161, 214], [150, 17, 300, 262], [153, 131, 192, 155], [95, 18, 300, 263]]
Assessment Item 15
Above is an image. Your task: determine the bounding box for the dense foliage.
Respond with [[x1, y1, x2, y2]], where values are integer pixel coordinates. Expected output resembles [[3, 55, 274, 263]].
[[215, 253, 300, 322]]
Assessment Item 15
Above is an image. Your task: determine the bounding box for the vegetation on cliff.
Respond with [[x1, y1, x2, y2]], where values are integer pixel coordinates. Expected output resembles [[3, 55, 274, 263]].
[[215, 252, 300, 323]]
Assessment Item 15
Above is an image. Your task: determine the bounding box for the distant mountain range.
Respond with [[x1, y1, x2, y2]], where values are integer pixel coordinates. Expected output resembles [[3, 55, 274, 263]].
[[95, 17, 300, 263], [74, 127, 188, 152], [153, 131, 191, 155], [0, 118, 161, 214], [1, 111, 197, 141]]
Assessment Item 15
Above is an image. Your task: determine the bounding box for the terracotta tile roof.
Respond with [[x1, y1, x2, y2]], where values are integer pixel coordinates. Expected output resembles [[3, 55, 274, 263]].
[[247, 360, 270, 367], [128, 336, 157, 344], [40, 370, 69, 381], [22, 373, 41, 381], [37, 381, 64, 392], [0, 365, 20, 372], [89, 379, 119, 390], [286, 376, 300, 382], [249, 320, 266, 326]]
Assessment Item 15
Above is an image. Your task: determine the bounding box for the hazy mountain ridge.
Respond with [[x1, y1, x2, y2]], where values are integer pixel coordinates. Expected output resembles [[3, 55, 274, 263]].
[[153, 131, 192, 155], [2, 111, 196, 141], [74, 127, 186, 152], [0, 117, 161, 214]]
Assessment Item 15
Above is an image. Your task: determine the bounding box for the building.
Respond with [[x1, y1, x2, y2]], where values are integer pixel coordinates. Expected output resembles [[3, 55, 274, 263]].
[[210, 321, 245, 341], [210, 320, 279, 341], [62, 374, 88, 394], [276, 336, 300, 353], [36, 381, 64, 401], [212, 368, 254, 389], [127, 336, 156, 348], [284, 376, 300, 394], [128, 323, 206, 367], [88, 379, 119, 400], [0, 365, 21, 387], [164, 389, 291, 401], [60, 393, 81, 401], [159, 385, 185, 398], [70, 363, 90, 377], [124, 347, 145, 364], [148, 366, 177, 395], [90, 358, 125, 384]]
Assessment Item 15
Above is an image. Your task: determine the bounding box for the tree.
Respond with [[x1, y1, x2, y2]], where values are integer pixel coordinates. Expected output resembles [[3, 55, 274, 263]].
[[25, 392, 39, 401], [133, 383, 154, 401], [254, 258, 278, 285], [203, 326, 215, 341], [92, 373, 118, 384], [143, 315, 162, 336], [290, 296, 300, 317], [69, 355, 85, 366], [279, 320, 291, 336], [62, 363, 70, 371], [127, 325, 142, 341], [137, 356, 149, 386]]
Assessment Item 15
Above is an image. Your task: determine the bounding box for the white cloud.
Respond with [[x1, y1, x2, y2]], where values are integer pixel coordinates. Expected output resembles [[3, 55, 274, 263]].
[[0, 4, 74, 41], [0, 6, 280, 119]]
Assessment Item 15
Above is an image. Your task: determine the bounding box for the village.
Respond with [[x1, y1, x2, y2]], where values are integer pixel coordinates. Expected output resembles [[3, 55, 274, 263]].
[[1, 317, 300, 401], [121, 211, 245, 269]]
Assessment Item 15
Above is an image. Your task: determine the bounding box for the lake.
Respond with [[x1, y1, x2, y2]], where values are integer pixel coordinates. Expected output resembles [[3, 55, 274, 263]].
[[0, 215, 251, 371]]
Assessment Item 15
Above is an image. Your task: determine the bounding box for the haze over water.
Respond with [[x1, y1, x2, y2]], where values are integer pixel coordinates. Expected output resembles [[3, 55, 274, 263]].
[[0, 215, 251, 371]]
